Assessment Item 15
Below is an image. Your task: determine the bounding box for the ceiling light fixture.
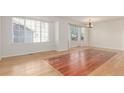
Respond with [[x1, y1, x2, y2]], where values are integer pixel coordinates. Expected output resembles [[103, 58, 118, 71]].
[[88, 19, 93, 28]]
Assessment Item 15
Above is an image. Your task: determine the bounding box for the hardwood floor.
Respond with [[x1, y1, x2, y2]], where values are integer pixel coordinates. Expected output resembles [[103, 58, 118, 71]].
[[47, 49, 116, 76], [0, 47, 124, 76], [0, 51, 65, 76], [89, 52, 124, 76]]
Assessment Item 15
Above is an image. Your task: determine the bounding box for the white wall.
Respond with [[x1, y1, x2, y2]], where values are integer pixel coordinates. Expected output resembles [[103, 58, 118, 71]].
[[2, 16, 124, 58], [54, 20, 69, 51], [122, 28, 124, 50], [82, 28, 89, 46], [1, 16, 87, 58], [0, 17, 2, 60], [2, 17, 56, 57], [89, 18, 124, 50]]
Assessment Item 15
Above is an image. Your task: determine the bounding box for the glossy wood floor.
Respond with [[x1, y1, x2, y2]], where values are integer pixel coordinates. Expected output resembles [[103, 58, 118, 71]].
[[47, 49, 116, 76], [0, 47, 124, 76]]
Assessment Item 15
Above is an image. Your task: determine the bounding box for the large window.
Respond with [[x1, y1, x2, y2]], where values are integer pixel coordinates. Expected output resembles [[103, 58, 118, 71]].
[[70, 24, 83, 41], [12, 17, 49, 43]]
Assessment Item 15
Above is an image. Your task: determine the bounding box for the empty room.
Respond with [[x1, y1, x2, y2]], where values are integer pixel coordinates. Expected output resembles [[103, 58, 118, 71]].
[[0, 16, 124, 76]]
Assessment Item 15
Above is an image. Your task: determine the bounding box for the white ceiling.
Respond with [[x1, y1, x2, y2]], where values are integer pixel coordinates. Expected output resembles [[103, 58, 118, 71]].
[[66, 16, 124, 23]]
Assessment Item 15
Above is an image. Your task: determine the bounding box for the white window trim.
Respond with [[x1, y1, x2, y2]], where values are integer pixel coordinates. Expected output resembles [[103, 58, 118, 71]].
[[12, 17, 49, 44]]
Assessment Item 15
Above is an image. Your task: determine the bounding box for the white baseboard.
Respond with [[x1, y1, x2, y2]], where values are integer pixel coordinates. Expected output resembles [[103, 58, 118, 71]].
[[88, 46, 123, 52]]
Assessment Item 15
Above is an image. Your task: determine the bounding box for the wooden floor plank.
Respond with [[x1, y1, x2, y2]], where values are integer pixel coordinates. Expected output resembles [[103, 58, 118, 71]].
[[0, 47, 123, 76], [47, 49, 116, 76]]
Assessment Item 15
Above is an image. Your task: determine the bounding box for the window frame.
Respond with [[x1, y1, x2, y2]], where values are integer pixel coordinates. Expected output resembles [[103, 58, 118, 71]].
[[12, 17, 49, 44], [70, 24, 83, 41]]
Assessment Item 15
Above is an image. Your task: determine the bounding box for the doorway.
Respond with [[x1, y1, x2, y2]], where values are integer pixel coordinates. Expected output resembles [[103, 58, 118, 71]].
[[68, 24, 85, 49]]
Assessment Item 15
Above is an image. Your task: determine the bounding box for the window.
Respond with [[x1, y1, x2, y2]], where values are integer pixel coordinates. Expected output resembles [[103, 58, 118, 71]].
[[80, 28, 85, 40], [70, 24, 82, 41], [41, 22, 49, 42], [12, 17, 49, 43], [12, 18, 25, 43]]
